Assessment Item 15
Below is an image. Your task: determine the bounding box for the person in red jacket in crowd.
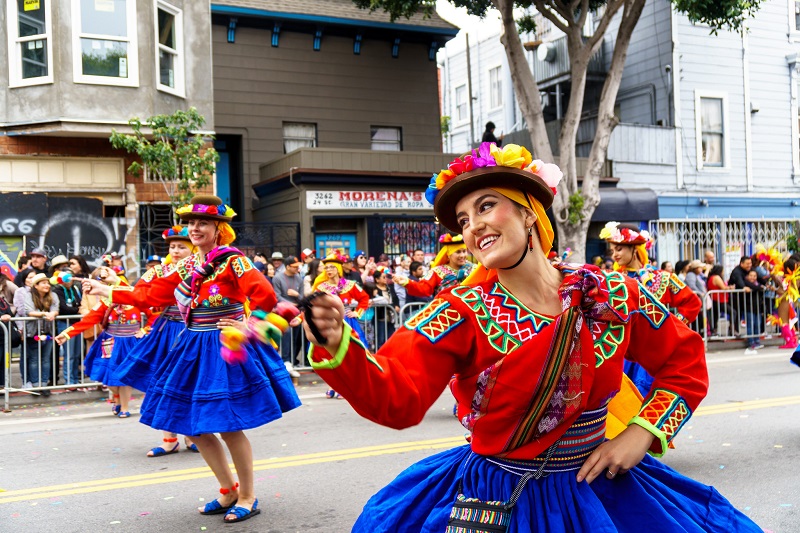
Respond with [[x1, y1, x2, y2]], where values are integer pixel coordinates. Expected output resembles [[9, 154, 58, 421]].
[[299, 142, 759, 532], [392, 233, 473, 298], [600, 221, 702, 395]]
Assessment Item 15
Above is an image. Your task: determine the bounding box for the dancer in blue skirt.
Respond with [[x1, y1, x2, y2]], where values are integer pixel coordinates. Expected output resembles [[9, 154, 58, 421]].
[[111, 226, 201, 456], [56, 266, 147, 418], [84, 195, 301, 524], [302, 143, 761, 532]]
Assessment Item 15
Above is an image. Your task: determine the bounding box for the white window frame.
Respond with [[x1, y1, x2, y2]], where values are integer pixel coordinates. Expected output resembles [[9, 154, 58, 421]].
[[694, 90, 729, 171], [370, 126, 402, 152], [488, 65, 502, 110], [7, 0, 54, 88], [790, 0, 800, 39], [72, 0, 139, 87], [282, 122, 317, 153], [154, 1, 184, 97], [455, 84, 467, 124]]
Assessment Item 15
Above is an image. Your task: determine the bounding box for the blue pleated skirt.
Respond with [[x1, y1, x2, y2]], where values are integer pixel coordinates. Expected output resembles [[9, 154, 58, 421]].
[[111, 316, 185, 392], [353, 444, 761, 533], [84, 331, 139, 387], [624, 360, 655, 397], [138, 327, 301, 436]]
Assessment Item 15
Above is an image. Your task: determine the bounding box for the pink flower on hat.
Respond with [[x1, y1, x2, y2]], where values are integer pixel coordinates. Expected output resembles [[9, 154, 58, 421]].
[[527, 160, 563, 192]]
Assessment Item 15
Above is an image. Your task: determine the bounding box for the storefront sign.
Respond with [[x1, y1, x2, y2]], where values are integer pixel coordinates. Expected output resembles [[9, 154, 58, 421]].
[[306, 190, 430, 210]]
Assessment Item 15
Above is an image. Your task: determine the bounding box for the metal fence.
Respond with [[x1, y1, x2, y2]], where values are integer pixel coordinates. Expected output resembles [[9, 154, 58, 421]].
[[2, 315, 101, 412], [648, 219, 795, 265], [285, 302, 428, 370], [701, 289, 784, 346]]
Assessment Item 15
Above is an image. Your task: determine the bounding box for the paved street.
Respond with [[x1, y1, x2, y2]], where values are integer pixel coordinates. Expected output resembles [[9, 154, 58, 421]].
[[2, 344, 800, 532]]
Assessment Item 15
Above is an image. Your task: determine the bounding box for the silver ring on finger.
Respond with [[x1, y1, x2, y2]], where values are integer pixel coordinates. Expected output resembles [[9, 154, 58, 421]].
[[606, 469, 616, 479]]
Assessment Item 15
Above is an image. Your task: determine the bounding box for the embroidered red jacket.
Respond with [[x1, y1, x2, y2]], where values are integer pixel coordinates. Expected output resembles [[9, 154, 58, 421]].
[[60, 299, 149, 339], [628, 268, 701, 323], [107, 253, 277, 315], [404, 264, 473, 298], [317, 279, 369, 318], [310, 266, 708, 460]]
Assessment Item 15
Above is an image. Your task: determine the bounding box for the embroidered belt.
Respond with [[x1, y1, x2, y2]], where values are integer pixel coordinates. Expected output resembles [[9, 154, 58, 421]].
[[106, 323, 141, 337], [486, 406, 608, 474], [161, 306, 183, 322], [187, 303, 244, 331]]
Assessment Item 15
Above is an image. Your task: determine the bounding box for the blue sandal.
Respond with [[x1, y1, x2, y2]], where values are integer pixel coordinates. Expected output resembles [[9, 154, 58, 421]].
[[185, 440, 200, 453], [224, 498, 260, 523], [118, 411, 131, 418], [199, 483, 238, 515], [148, 438, 179, 457]]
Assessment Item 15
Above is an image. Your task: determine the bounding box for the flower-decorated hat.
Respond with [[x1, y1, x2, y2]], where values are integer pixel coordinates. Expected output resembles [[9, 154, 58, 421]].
[[176, 195, 236, 222], [322, 251, 348, 264], [162, 225, 191, 243], [427, 142, 562, 233], [438, 233, 465, 247], [599, 222, 651, 246]]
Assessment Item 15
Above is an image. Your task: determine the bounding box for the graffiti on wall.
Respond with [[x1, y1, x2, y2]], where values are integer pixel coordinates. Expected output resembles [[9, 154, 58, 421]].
[[0, 193, 137, 278]]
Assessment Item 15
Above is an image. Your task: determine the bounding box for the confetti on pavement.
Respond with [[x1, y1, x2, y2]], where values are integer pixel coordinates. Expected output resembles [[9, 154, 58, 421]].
[[109, 521, 121, 524]]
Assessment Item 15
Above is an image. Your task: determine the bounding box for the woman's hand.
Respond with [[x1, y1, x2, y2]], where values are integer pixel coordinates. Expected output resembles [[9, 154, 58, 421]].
[[82, 279, 111, 298], [218, 317, 248, 333], [289, 317, 302, 328], [345, 310, 358, 319], [0, 314, 10, 322], [302, 294, 345, 351], [576, 424, 654, 484], [44, 311, 56, 321], [55, 333, 69, 346], [392, 274, 408, 286]]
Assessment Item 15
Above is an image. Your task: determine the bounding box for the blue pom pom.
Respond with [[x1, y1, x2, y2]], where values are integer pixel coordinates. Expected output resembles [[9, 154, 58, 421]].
[[425, 184, 438, 205]]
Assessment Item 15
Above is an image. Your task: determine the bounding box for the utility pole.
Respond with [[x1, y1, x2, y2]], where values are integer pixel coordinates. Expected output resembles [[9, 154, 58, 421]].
[[465, 32, 476, 146]]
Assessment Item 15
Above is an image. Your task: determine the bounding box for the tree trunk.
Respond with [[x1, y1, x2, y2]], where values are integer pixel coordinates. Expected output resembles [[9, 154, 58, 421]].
[[494, 0, 554, 162]]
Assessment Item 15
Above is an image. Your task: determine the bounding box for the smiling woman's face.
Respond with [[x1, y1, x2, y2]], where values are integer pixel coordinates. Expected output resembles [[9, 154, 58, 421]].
[[454, 188, 531, 270], [188, 219, 217, 250]]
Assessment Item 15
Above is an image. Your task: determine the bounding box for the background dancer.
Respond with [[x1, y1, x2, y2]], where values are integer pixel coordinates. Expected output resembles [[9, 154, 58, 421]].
[[111, 226, 199, 456], [56, 266, 146, 417], [393, 233, 472, 298], [83, 195, 300, 524], [600, 222, 701, 395]]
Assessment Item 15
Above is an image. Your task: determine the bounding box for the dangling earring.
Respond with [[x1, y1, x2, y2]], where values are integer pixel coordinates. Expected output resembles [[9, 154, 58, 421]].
[[528, 226, 534, 253]]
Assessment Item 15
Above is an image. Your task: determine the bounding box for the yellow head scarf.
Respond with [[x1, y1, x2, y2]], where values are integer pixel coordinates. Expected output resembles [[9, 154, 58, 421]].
[[432, 242, 467, 268], [216, 222, 236, 246], [312, 260, 343, 291], [461, 188, 555, 287]]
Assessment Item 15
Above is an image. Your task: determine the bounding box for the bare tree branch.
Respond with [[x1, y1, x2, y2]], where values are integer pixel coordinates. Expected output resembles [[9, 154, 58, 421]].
[[532, 0, 570, 34], [575, 0, 589, 30], [582, 0, 646, 211], [586, 0, 624, 51]]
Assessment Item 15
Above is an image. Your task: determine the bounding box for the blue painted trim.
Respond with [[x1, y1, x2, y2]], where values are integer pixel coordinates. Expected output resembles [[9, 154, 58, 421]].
[[314, 28, 323, 51], [392, 37, 400, 58], [210, 5, 459, 36], [354, 33, 362, 55], [659, 195, 800, 219], [227, 17, 237, 43], [271, 21, 281, 47], [428, 41, 439, 61]]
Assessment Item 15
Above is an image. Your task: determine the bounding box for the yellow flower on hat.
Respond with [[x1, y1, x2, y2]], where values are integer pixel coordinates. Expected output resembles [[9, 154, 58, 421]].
[[490, 143, 532, 169], [435, 169, 456, 189]]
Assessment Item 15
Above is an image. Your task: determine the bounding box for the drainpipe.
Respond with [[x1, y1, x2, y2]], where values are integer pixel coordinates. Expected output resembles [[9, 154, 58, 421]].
[[742, 31, 754, 192], [289, 166, 303, 248]]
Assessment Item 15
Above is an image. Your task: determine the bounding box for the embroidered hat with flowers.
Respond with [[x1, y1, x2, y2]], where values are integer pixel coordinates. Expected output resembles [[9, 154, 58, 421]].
[[426, 142, 562, 235], [162, 225, 191, 243], [176, 194, 236, 222], [599, 222, 651, 246]]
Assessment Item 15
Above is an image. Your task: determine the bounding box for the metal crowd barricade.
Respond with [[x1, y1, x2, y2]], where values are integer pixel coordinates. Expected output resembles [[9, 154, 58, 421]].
[[286, 301, 431, 371], [702, 289, 781, 346], [3, 314, 101, 412]]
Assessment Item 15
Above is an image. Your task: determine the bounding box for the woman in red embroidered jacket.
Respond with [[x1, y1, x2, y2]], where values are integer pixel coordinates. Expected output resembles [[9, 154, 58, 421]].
[[301, 143, 760, 532], [313, 252, 370, 399], [56, 266, 147, 418], [600, 222, 702, 396], [83, 195, 301, 524], [393, 233, 473, 298]]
